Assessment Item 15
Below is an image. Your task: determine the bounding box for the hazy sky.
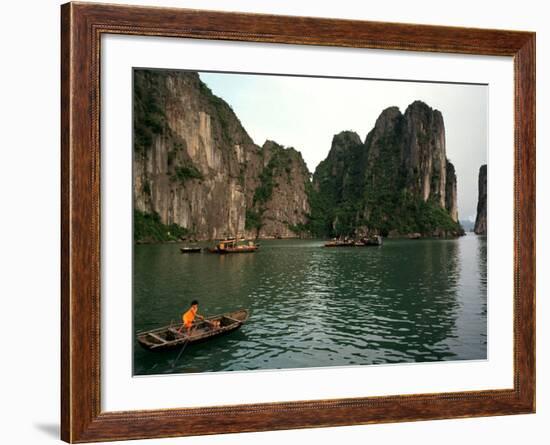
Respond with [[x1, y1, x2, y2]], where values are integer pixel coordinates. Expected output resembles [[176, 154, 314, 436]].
[[200, 72, 487, 222]]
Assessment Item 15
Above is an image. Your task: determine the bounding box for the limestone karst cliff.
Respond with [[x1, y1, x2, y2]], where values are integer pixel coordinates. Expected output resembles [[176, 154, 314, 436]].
[[133, 69, 310, 241], [245, 140, 311, 238], [134, 69, 463, 242], [474, 164, 487, 235], [309, 101, 462, 238]]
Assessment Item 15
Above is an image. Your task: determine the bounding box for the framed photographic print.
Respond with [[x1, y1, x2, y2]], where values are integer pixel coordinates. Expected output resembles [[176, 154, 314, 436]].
[[61, 2, 535, 442]]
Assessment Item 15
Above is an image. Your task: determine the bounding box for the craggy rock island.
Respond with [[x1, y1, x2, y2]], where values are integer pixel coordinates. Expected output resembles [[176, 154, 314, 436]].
[[134, 70, 310, 242], [133, 69, 465, 242], [474, 164, 487, 235], [309, 102, 462, 238]]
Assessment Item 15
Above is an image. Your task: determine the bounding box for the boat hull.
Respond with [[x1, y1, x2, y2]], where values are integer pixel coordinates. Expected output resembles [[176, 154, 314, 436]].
[[137, 309, 249, 352], [180, 247, 202, 253], [324, 242, 355, 247], [207, 238, 259, 254], [325, 236, 382, 247], [208, 246, 258, 254]]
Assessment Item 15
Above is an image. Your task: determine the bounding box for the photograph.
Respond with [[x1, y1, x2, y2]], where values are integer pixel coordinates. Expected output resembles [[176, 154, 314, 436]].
[[48, 0, 538, 441], [132, 68, 488, 376]]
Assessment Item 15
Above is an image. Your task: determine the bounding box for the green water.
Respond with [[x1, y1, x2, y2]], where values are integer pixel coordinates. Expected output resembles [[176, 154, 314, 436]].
[[133, 234, 487, 375]]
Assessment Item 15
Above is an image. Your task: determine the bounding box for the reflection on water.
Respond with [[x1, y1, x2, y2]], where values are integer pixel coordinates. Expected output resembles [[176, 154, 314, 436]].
[[133, 234, 487, 375]]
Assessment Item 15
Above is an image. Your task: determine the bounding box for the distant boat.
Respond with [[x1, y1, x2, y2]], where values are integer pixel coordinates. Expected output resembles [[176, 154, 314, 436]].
[[207, 238, 259, 254], [179, 246, 202, 253], [136, 309, 249, 351], [355, 235, 383, 246], [324, 239, 356, 247], [324, 236, 382, 247]]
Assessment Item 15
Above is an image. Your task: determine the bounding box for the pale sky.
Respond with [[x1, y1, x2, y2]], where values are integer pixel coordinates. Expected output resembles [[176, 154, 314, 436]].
[[199, 71, 487, 222]]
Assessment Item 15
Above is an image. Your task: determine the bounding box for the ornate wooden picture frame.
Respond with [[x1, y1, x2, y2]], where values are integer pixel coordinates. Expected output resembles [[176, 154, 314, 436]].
[[61, 2, 535, 442]]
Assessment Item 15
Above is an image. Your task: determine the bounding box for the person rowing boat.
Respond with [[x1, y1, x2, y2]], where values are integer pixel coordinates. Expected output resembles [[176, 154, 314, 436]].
[[177, 299, 203, 335], [177, 300, 218, 335]]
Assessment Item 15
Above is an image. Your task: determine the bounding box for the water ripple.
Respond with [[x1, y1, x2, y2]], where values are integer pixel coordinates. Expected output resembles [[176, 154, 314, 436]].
[[133, 235, 487, 374]]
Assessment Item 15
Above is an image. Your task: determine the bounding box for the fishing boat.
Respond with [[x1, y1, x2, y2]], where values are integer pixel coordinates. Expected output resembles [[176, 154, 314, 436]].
[[324, 239, 356, 247], [137, 309, 249, 351], [325, 236, 383, 247], [207, 238, 259, 254], [179, 246, 202, 253], [355, 235, 383, 246]]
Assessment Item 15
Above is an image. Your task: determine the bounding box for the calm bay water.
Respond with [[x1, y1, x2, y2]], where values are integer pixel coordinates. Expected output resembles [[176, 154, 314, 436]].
[[133, 234, 487, 375]]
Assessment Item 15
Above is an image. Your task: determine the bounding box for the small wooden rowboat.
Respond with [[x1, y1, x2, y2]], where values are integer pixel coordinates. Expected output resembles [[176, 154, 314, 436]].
[[136, 309, 249, 351], [180, 246, 202, 253]]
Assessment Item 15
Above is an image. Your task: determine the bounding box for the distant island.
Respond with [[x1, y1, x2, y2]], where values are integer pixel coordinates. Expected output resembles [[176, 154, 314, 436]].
[[460, 219, 475, 232], [474, 165, 487, 235], [134, 69, 478, 243]]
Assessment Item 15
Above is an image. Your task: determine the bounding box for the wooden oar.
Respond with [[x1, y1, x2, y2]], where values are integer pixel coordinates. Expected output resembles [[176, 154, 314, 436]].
[[172, 325, 194, 367], [172, 336, 190, 368], [171, 319, 220, 368]]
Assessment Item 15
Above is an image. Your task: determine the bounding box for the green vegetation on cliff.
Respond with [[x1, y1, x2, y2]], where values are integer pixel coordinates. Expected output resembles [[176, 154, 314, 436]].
[[244, 209, 262, 231], [306, 131, 368, 237], [246, 145, 295, 233], [199, 80, 239, 144], [170, 161, 204, 185], [253, 148, 293, 206], [303, 180, 331, 236], [134, 71, 169, 155], [134, 210, 190, 243]]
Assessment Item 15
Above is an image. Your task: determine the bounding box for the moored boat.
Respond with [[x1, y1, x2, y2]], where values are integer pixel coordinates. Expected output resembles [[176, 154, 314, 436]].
[[208, 238, 259, 253], [136, 309, 249, 351], [325, 235, 383, 247], [180, 246, 202, 253], [355, 235, 383, 246], [324, 239, 356, 247]]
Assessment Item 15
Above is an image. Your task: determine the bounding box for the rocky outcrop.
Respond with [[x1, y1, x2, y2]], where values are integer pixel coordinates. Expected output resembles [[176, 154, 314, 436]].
[[474, 164, 487, 235], [445, 161, 458, 222], [134, 71, 463, 242], [245, 141, 311, 238], [133, 69, 310, 240], [311, 101, 462, 237], [401, 101, 448, 207]]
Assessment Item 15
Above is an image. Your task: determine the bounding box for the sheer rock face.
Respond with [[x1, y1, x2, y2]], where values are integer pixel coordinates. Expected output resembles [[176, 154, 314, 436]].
[[312, 101, 461, 236], [133, 70, 310, 240], [402, 101, 448, 208], [445, 161, 459, 222], [474, 164, 487, 235], [371, 101, 458, 218], [251, 141, 311, 238]]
